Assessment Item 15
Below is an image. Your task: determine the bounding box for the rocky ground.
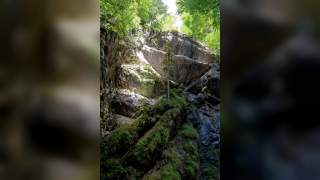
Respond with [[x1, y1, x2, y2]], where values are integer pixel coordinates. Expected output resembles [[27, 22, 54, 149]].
[[101, 31, 220, 179]]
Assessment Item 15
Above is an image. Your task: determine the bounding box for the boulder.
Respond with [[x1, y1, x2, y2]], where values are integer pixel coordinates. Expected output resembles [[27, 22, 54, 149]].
[[142, 46, 211, 85], [186, 92, 220, 107], [113, 114, 133, 126], [186, 103, 220, 179], [141, 46, 165, 74], [172, 55, 211, 85], [186, 67, 220, 98], [111, 89, 155, 117], [147, 31, 216, 64]]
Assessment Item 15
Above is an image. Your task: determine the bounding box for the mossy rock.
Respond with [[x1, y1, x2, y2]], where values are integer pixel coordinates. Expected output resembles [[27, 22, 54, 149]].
[[102, 159, 128, 180], [144, 149, 183, 180], [145, 122, 199, 180], [124, 108, 181, 168], [178, 123, 199, 140], [104, 92, 184, 156], [201, 148, 220, 180], [103, 108, 158, 156], [121, 64, 165, 98], [102, 91, 187, 179], [146, 164, 182, 180]]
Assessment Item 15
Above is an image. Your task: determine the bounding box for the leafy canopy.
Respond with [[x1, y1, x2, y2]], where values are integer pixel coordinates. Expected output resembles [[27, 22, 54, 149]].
[[101, 0, 170, 37], [101, 0, 220, 55], [177, 0, 220, 54]]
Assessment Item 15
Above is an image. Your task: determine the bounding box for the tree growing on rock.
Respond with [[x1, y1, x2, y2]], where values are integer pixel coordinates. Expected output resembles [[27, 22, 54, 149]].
[[163, 44, 175, 99]]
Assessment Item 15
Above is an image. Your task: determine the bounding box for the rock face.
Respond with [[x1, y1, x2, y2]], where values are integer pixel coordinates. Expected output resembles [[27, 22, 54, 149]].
[[186, 67, 220, 98], [113, 114, 133, 126], [147, 31, 216, 64], [101, 92, 191, 180], [172, 55, 211, 85], [186, 92, 220, 180], [101, 30, 220, 180], [121, 63, 164, 98], [142, 45, 211, 86], [111, 89, 155, 117]]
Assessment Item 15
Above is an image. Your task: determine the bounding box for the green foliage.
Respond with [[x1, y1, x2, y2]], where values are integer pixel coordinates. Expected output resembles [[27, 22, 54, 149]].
[[138, 0, 167, 31], [101, 0, 219, 55], [177, 0, 219, 26], [181, 13, 211, 40], [101, 0, 140, 36], [206, 29, 220, 56], [178, 0, 220, 55], [101, 0, 169, 37], [162, 15, 179, 31]]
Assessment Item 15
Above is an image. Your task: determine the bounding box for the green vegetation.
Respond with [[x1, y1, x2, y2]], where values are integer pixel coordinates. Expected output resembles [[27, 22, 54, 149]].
[[101, 0, 220, 178], [177, 0, 220, 54], [101, 0, 220, 53], [101, 0, 169, 37]]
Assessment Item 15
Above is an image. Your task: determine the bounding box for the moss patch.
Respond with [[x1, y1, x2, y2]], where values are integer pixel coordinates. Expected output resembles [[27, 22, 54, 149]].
[[179, 123, 199, 139], [145, 122, 200, 179], [145, 149, 182, 180], [102, 159, 128, 179], [202, 148, 220, 180], [103, 91, 185, 156], [124, 108, 181, 168], [101, 91, 187, 179], [147, 164, 182, 180]]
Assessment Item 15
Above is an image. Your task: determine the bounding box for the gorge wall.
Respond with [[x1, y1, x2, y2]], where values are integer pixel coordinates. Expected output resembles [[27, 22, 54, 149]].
[[101, 30, 220, 179]]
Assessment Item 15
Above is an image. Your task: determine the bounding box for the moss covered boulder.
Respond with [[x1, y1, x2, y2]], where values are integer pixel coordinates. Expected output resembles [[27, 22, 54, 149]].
[[144, 123, 200, 180], [111, 89, 155, 117], [121, 64, 165, 98], [101, 91, 191, 180]]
